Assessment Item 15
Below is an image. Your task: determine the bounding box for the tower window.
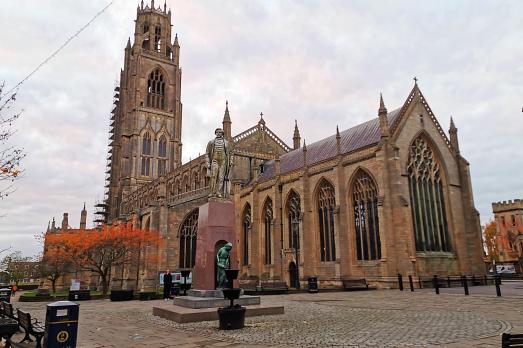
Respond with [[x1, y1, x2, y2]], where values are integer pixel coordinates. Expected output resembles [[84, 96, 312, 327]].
[[142, 38, 150, 50], [146, 69, 165, 110], [141, 132, 151, 176], [154, 26, 161, 52], [143, 22, 149, 33], [158, 136, 167, 175]]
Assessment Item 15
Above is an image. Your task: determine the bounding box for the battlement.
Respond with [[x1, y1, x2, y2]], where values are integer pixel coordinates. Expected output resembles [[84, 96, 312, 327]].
[[137, 0, 170, 18], [492, 199, 523, 213]]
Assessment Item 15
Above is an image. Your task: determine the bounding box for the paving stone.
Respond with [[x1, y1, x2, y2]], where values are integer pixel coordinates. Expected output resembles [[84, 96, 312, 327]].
[[9, 284, 523, 347]]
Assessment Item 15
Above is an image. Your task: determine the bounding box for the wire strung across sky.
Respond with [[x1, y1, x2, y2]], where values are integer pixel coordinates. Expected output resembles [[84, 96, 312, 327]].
[[2, 1, 114, 97]]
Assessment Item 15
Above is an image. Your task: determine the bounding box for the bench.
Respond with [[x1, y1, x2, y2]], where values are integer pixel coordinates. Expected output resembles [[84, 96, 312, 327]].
[[1, 302, 16, 321], [239, 280, 258, 295], [502, 333, 523, 348], [342, 278, 370, 291], [259, 281, 289, 295], [8, 309, 44, 348]]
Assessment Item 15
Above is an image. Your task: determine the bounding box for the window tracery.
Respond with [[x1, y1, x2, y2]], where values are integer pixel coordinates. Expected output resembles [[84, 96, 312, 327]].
[[407, 137, 451, 252]]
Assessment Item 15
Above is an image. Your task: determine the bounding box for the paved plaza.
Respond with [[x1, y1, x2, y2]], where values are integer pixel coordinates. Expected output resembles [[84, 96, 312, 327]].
[[7, 283, 523, 347]]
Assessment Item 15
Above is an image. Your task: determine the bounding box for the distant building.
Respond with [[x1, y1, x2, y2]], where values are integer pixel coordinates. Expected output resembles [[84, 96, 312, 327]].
[[7, 261, 40, 284], [492, 199, 523, 271]]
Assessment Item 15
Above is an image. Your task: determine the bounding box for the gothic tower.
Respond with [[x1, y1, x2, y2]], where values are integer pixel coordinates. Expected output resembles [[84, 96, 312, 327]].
[[106, 1, 183, 222]]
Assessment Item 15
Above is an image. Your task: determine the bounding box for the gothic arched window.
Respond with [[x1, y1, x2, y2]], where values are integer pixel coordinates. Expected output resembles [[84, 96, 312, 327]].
[[146, 69, 165, 109], [158, 136, 167, 175], [179, 209, 198, 269], [407, 136, 451, 252], [242, 204, 251, 266], [141, 132, 151, 176], [352, 170, 381, 260], [154, 26, 161, 52], [263, 199, 273, 265], [317, 179, 336, 262], [286, 191, 301, 250]]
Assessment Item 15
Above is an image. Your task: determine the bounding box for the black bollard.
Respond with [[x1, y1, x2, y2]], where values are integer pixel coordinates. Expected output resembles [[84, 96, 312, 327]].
[[433, 275, 439, 294], [495, 274, 501, 297], [484, 275, 487, 286], [447, 276, 451, 288], [462, 275, 469, 295], [472, 275, 476, 286], [409, 275, 414, 292], [398, 273, 404, 291], [419, 276, 423, 289]]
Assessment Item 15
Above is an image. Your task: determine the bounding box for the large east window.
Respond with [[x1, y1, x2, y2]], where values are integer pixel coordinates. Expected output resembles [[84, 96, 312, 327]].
[[407, 136, 451, 252]]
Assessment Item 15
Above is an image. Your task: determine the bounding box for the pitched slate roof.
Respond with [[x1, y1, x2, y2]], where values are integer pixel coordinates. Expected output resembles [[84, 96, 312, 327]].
[[258, 108, 402, 182]]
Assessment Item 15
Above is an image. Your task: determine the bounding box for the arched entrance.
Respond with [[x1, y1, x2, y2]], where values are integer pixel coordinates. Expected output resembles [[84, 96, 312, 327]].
[[288, 262, 298, 288]]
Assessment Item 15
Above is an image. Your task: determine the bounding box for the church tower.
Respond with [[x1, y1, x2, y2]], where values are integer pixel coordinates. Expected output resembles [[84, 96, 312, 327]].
[[106, 1, 183, 222]]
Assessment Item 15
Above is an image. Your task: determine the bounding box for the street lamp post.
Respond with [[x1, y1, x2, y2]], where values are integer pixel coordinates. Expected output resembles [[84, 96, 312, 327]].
[[292, 219, 300, 289]]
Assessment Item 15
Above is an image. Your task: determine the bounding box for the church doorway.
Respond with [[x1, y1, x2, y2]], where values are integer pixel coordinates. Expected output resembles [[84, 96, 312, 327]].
[[288, 262, 298, 288]]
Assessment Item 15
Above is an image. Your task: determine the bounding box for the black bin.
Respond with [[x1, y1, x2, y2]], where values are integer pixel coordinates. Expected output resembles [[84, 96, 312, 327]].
[[308, 277, 318, 293], [0, 288, 12, 303], [68, 290, 90, 301], [44, 301, 79, 348]]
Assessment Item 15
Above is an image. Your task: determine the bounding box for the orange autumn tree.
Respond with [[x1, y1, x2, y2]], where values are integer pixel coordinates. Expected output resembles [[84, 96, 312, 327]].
[[45, 223, 162, 295], [483, 220, 499, 263], [39, 247, 73, 294]]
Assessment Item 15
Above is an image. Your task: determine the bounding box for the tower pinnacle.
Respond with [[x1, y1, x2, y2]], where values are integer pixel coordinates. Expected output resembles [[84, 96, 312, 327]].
[[293, 120, 301, 150], [378, 93, 389, 138], [222, 100, 232, 140]]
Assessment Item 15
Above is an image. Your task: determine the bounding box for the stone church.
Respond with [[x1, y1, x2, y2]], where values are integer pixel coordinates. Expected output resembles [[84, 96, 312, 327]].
[[104, 2, 485, 290]]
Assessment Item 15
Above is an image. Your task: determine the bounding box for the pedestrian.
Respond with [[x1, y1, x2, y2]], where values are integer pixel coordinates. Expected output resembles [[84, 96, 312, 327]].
[[11, 283, 17, 296], [163, 270, 172, 300]]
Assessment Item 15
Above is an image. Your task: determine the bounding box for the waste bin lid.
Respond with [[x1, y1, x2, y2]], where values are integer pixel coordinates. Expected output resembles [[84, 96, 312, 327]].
[[48, 301, 78, 307], [0, 288, 11, 291]]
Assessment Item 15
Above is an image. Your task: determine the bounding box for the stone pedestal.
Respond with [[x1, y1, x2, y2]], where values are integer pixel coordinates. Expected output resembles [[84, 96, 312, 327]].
[[192, 200, 238, 290]]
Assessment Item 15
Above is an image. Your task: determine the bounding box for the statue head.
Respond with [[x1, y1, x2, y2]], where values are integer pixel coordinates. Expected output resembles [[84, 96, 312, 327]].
[[224, 242, 232, 251], [215, 128, 224, 138]]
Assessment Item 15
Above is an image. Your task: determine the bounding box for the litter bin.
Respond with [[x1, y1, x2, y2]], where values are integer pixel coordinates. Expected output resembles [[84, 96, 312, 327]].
[[0, 288, 11, 303], [308, 277, 318, 293], [44, 301, 79, 348]]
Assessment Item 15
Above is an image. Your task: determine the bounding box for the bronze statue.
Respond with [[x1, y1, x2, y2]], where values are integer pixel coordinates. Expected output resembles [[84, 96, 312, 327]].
[[216, 242, 232, 289], [205, 128, 233, 199]]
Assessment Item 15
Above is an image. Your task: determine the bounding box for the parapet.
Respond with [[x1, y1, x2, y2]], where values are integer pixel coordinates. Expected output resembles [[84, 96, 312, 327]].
[[492, 199, 523, 213]]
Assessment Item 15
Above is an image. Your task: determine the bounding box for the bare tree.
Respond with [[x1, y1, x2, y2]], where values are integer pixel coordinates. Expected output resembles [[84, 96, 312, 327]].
[[0, 81, 25, 201]]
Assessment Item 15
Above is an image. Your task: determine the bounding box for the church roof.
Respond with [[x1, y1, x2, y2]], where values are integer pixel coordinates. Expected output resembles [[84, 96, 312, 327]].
[[258, 108, 402, 181]]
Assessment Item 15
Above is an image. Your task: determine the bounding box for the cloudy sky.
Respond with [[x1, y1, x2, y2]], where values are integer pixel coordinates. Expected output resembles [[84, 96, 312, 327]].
[[0, 0, 522, 257]]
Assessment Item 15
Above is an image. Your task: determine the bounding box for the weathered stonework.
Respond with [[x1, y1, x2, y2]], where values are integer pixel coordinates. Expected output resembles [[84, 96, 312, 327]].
[[104, 2, 485, 291]]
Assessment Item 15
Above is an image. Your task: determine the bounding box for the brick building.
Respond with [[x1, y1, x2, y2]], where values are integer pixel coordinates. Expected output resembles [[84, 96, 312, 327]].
[[492, 199, 523, 271], [104, 2, 485, 290]]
